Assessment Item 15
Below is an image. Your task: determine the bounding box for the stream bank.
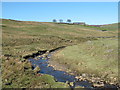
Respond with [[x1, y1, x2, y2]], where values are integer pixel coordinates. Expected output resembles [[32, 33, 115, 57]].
[[24, 46, 119, 89]]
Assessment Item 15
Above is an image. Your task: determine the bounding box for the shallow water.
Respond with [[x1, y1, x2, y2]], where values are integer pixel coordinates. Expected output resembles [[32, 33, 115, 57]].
[[28, 54, 118, 89]]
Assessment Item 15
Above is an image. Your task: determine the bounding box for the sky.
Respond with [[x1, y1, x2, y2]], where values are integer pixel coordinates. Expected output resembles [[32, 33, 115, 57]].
[[2, 2, 118, 25], [1, 0, 119, 2]]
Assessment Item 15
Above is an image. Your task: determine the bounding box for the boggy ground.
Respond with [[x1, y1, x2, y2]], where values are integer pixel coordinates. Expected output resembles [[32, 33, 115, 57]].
[[2, 19, 118, 88]]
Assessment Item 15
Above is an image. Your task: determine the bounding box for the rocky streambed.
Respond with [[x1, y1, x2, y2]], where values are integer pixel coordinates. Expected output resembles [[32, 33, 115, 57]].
[[25, 47, 119, 89]]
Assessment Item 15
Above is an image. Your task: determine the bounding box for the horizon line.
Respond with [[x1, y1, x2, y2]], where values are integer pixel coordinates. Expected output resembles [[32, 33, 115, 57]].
[[1, 18, 118, 25]]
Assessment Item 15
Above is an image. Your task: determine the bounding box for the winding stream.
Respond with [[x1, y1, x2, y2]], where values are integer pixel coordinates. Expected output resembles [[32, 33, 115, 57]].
[[27, 51, 118, 89]]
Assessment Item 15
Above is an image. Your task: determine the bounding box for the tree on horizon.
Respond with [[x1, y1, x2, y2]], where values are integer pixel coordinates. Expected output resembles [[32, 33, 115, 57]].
[[59, 19, 63, 23], [67, 19, 71, 23], [53, 19, 57, 23]]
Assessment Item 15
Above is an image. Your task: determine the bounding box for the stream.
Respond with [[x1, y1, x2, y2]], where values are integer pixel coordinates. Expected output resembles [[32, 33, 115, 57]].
[[27, 52, 118, 89]]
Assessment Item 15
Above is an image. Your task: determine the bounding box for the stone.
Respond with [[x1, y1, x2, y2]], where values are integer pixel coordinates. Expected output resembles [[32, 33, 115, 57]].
[[70, 82, 74, 86], [82, 73, 86, 77], [75, 76, 79, 79], [34, 66, 40, 73], [93, 83, 104, 87], [66, 81, 69, 84]]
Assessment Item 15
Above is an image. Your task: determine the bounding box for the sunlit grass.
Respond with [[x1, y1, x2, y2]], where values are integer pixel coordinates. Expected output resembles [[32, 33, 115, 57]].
[[52, 38, 118, 82]]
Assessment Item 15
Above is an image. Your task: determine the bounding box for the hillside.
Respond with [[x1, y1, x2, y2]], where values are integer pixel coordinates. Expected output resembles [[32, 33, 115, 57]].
[[100, 23, 118, 31], [83, 23, 118, 32], [2, 19, 118, 88]]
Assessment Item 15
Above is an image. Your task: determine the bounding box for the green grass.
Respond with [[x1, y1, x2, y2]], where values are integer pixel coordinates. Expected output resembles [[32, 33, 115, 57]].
[[2, 58, 69, 88], [79, 23, 118, 32], [52, 38, 118, 83], [2, 19, 118, 88], [100, 23, 118, 31]]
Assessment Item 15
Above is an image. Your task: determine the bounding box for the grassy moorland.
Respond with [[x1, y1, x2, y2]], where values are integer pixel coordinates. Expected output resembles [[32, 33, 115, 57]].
[[51, 38, 118, 84], [83, 23, 118, 32], [100, 23, 118, 31], [2, 19, 118, 88]]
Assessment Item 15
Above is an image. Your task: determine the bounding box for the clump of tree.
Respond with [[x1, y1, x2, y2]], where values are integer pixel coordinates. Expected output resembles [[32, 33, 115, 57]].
[[52, 19, 86, 26], [59, 19, 63, 23], [53, 19, 72, 23], [53, 19, 57, 23], [67, 19, 71, 23]]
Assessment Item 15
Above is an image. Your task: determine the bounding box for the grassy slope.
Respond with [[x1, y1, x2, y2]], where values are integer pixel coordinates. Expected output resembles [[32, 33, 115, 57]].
[[100, 23, 118, 31], [2, 19, 118, 88], [52, 38, 118, 83], [84, 23, 118, 32], [3, 19, 117, 58]]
